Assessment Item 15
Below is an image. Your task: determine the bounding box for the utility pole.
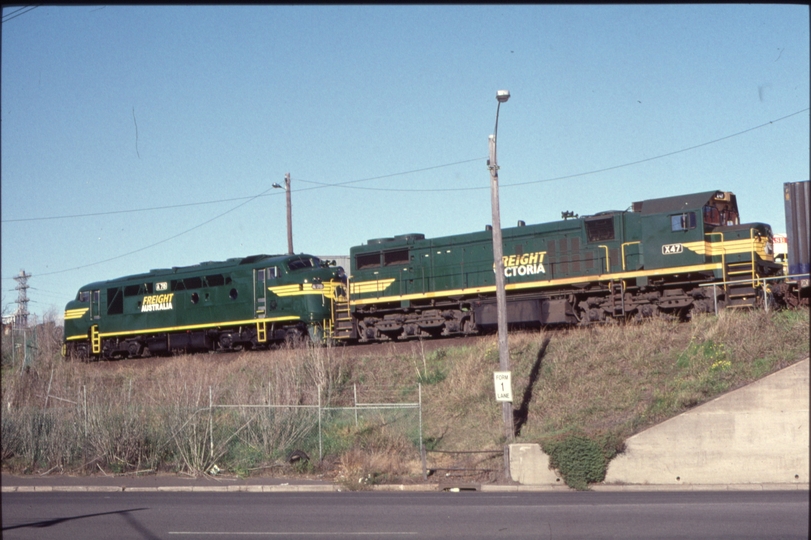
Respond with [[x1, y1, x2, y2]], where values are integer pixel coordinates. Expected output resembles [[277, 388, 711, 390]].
[[273, 173, 294, 255], [489, 90, 514, 482], [13, 270, 31, 328]]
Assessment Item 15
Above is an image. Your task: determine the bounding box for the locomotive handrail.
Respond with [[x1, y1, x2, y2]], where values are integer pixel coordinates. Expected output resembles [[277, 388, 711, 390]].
[[597, 245, 610, 273], [704, 231, 726, 281], [749, 228, 759, 286], [620, 241, 641, 271]]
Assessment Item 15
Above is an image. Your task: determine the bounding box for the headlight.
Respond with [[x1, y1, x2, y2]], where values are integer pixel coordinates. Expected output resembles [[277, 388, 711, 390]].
[[311, 283, 324, 290]]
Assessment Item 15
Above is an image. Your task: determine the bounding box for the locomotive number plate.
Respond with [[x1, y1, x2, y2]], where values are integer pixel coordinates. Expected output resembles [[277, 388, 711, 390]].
[[662, 243, 684, 255]]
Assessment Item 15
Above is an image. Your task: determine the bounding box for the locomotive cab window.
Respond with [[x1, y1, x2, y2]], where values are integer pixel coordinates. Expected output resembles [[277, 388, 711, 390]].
[[288, 256, 319, 271], [671, 212, 696, 232], [703, 206, 721, 227], [585, 217, 615, 242], [77, 291, 90, 303]]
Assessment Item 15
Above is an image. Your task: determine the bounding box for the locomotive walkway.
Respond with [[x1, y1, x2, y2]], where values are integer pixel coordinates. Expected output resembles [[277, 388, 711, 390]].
[[3, 358, 808, 493]]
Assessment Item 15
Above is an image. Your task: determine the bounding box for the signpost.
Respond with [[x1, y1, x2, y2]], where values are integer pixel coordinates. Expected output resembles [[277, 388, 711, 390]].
[[494, 371, 513, 402]]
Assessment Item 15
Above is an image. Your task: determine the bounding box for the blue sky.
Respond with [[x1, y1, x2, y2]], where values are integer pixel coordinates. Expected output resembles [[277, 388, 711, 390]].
[[2, 5, 809, 321]]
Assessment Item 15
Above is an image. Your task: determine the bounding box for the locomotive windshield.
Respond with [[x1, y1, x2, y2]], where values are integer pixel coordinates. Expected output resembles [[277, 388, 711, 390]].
[[701, 190, 740, 228], [288, 256, 321, 271], [703, 204, 739, 228]]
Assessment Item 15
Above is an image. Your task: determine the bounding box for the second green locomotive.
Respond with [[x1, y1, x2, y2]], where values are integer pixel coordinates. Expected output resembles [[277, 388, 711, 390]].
[[339, 189, 782, 342]]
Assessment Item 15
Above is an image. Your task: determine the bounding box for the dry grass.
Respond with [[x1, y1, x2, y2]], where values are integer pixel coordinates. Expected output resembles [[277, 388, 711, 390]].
[[2, 308, 808, 485]]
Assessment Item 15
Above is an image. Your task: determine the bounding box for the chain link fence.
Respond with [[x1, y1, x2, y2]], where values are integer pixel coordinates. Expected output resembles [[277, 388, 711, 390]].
[[2, 379, 423, 476]]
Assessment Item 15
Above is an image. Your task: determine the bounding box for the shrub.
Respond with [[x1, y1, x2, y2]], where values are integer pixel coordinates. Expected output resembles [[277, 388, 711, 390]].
[[543, 435, 606, 491]]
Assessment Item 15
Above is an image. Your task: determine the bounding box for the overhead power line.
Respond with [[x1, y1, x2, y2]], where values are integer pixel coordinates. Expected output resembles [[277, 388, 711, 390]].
[[29, 183, 278, 278], [1, 158, 485, 224], [1, 108, 807, 281], [4, 107, 806, 224], [2, 194, 271, 223], [296, 108, 811, 193], [2, 5, 38, 23]]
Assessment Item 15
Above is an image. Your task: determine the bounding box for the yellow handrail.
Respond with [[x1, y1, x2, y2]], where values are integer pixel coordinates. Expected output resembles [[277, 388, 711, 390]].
[[749, 228, 759, 286], [704, 232, 726, 282], [620, 241, 641, 271]]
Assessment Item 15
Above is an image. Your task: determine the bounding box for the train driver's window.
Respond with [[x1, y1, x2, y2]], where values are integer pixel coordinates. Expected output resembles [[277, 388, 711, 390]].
[[703, 206, 721, 227], [671, 212, 696, 232]]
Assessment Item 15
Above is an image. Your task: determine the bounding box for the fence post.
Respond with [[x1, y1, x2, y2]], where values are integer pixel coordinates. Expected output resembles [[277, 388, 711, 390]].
[[353, 383, 358, 427], [83, 385, 88, 469], [209, 386, 214, 458], [763, 283, 769, 312], [419, 383, 427, 481], [83, 385, 87, 438], [318, 385, 322, 462], [713, 284, 718, 315]]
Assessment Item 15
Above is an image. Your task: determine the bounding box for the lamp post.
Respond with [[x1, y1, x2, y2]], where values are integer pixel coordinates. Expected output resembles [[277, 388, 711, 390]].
[[273, 173, 293, 255], [489, 90, 514, 482]]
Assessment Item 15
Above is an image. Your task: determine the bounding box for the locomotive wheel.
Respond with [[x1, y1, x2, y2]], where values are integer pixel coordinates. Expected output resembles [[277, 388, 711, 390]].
[[126, 341, 144, 358]]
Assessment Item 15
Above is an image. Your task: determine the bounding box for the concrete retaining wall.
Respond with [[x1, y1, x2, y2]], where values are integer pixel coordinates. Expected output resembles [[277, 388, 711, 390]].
[[511, 358, 809, 486]]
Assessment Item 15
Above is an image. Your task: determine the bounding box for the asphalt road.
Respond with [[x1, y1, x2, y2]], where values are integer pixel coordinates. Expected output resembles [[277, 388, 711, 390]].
[[2, 490, 808, 540]]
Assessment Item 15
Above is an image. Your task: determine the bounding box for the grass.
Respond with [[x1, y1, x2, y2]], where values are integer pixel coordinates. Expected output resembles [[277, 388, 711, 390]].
[[2, 308, 808, 489]]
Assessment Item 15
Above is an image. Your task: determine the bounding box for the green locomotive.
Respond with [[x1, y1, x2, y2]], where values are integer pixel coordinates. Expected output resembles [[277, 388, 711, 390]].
[[338, 190, 782, 342], [63, 254, 347, 360]]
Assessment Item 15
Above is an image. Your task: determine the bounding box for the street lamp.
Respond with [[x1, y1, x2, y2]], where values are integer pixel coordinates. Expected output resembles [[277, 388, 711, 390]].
[[488, 90, 514, 481], [273, 173, 293, 255]]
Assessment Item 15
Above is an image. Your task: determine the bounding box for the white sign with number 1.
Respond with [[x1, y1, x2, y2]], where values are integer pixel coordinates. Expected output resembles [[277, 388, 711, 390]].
[[494, 371, 513, 402]]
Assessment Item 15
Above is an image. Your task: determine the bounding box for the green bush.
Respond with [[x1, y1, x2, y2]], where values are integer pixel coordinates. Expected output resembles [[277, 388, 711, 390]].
[[543, 435, 606, 490]]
